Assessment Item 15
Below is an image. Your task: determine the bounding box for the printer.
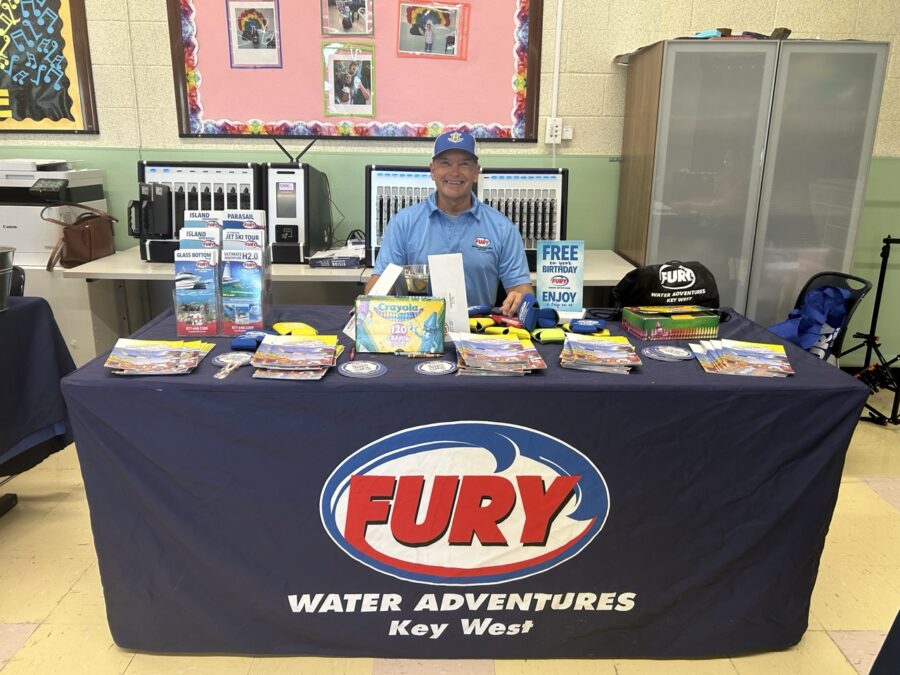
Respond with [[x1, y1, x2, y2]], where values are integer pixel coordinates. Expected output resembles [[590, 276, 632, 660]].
[[0, 159, 107, 266]]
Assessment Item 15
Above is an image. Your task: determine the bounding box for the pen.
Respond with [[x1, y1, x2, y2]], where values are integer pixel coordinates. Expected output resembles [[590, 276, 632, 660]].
[[349, 347, 356, 361]]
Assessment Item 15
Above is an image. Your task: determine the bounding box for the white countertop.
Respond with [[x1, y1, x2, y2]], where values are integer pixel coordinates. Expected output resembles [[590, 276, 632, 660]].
[[62, 246, 634, 286]]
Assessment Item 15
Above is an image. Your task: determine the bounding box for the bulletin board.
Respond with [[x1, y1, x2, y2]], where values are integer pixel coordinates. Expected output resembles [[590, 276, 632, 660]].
[[166, 0, 543, 141], [0, 0, 98, 133]]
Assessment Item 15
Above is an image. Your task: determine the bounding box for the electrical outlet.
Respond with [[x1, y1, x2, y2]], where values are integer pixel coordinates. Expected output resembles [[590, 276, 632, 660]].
[[545, 117, 563, 144]]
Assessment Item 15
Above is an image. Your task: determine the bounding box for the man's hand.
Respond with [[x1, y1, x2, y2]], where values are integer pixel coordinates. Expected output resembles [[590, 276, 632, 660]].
[[499, 283, 534, 317]]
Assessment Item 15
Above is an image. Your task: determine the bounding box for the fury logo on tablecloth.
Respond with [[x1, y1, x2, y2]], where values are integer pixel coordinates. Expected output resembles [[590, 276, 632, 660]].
[[320, 422, 610, 585]]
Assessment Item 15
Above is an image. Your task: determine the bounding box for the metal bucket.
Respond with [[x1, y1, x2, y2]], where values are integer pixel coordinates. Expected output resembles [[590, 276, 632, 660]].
[[0, 246, 14, 313]]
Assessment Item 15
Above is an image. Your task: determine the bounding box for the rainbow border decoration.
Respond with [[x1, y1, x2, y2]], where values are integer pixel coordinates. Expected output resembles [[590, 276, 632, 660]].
[[177, 0, 529, 139]]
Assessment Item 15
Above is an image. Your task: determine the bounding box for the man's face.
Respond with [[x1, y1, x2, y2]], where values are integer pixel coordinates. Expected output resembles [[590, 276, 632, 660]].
[[430, 150, 478, 204], [349, 62, 358, 75]]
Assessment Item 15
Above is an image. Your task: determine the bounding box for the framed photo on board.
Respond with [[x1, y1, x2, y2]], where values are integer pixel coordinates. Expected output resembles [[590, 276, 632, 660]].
[[397, 2, 469, 60], [0, 0, 98, 133], [226, 0, 283, 68], [323, 42, 374, 117], [321, 0, 374, 36], [167, 0, 543, 140]]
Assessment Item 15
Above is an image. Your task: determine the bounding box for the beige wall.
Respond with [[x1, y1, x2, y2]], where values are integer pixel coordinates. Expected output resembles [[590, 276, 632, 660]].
[[2, 0, 898, 156]]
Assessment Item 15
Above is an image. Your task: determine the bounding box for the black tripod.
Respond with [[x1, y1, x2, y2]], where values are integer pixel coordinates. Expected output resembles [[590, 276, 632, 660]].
[[848, 236, 899, 425]]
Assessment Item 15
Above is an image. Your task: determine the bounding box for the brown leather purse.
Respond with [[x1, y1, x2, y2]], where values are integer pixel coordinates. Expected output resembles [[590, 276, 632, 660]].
[[42, 203, 117, 271]]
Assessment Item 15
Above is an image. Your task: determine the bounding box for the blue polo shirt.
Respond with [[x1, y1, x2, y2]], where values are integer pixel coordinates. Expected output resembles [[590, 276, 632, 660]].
[[373, 193, 531, 307]]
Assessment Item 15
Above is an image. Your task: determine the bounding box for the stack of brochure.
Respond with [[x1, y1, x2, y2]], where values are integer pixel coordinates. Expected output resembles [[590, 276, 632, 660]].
[[689, 339, 795, 377], [451, 332, 545, 376], [104, 339, 215, 375], [250, 335, 340, 381], [560, 334, 642, 374]]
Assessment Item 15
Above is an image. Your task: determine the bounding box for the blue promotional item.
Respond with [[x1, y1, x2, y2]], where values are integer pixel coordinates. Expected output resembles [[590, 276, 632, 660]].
[[517, 293, 538, 331], [769, 285, 850, 351], [569, 319, 606, 334]]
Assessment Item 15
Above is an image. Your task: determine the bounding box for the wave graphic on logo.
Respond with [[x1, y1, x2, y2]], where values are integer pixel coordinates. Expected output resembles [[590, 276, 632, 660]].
[[320, 422, 609, 585]]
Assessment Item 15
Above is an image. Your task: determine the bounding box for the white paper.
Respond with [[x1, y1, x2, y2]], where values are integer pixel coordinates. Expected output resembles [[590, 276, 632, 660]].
[[368, 263, 403, 296], [428, 253, 469, 334]]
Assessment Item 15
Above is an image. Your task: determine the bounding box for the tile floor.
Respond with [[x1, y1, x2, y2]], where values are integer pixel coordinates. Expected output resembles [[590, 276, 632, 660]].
[[1, 391, 898, 675]]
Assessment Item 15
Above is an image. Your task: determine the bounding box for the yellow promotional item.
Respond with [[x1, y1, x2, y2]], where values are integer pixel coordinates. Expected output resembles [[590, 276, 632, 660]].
[[273, 322, 319, 336], [532, 327, 567, 344], [469, 317, 495, 332], [484, 325, 531, 340]]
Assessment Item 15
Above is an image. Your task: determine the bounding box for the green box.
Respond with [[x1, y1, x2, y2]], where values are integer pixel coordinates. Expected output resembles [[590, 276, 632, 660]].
[[622, 306, 719, 341]]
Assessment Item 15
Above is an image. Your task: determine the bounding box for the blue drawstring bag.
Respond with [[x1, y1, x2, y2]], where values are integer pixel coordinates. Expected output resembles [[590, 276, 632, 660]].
[[769, 285, 850, 356]]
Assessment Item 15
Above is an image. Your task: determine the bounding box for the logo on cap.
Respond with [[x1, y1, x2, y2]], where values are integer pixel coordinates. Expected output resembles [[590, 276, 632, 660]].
[[447, 132, 464, 143]]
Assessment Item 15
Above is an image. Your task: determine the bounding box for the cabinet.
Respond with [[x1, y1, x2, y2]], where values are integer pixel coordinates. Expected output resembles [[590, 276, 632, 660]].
[[614, 40, 887, 325]]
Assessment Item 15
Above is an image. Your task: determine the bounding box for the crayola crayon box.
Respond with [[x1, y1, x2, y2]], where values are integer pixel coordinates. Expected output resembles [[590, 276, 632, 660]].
[[354, 296, 446, 354], [622, 305, 719, 341]]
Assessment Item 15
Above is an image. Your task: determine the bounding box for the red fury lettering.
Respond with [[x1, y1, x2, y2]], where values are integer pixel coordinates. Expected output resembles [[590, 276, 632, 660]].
[[344, 475, 580, 547]]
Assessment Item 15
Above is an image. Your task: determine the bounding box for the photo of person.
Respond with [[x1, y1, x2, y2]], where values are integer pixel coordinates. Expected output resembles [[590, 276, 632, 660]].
[[323, 44, 374, 116], [227, 0, 283, 68], [321, 0, 374, 35], [397, 2, 467, 58]]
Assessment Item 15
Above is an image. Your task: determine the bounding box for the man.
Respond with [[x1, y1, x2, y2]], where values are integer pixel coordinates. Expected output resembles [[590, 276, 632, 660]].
[[348, 62, 370, 105], [365, 131, 533, 316]]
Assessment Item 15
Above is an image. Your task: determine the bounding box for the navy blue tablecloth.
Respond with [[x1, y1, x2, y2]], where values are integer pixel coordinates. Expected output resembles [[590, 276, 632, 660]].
[[62, 305, 868, 658], [0, 297, 75, 474]]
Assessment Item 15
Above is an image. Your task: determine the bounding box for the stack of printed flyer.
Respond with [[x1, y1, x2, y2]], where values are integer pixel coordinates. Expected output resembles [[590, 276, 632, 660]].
[[690, 339, 795, 377], [250, 335, 341, 380], [104, 339, 215, 375], [560, 334, 642, 374], [451, 332, 547, 376]]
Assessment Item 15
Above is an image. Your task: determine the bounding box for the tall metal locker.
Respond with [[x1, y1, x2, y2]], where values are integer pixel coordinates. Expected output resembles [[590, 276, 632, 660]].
[[614, 40, 887, 325]]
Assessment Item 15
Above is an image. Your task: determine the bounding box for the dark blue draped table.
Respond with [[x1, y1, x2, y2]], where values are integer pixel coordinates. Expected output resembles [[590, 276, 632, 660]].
[[61, 305, 868, 658], [0, 296, 75, 474], [0, 296, 75, 517]]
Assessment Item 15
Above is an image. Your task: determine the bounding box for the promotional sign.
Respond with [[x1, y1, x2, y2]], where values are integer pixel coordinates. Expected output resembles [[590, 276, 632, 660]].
[[536, 240, 584, 313], [321, 421, 610, 586]]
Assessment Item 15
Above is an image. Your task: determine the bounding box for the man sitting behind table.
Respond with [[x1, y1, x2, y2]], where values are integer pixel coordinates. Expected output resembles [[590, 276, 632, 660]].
[[365, 130, 533, 316]]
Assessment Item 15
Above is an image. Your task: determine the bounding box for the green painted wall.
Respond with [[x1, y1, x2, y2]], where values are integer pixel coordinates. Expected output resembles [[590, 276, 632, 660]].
[[2, 147, 896, 366]]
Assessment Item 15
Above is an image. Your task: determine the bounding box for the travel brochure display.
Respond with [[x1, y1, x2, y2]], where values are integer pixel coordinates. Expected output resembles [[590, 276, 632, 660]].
[[250, 335, 341, 381], [104, 339, 215, 375], [560, 334, 642, 374], [622, 305, 720, 341], [174, 210, 271, 338], [451, 332, 547, 376], [536, 240, 584, 314], [690, 339, 795, 377]]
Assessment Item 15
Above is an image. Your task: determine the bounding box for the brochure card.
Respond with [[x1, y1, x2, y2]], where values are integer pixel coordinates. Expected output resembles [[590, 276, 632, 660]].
[[174, 250, 219, 337], [537, 240, 584, 313]]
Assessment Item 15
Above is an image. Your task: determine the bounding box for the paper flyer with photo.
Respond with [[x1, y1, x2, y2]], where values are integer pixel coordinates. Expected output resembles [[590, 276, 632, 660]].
[[537, 240, 584, 313]]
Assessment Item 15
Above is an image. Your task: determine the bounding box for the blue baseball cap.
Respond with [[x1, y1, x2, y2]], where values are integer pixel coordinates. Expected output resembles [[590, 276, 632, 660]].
[[432, 130, 478, 160]]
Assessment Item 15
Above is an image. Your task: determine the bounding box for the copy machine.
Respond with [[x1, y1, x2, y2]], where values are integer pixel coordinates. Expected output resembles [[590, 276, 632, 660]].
[[0, 159, 107, 266]]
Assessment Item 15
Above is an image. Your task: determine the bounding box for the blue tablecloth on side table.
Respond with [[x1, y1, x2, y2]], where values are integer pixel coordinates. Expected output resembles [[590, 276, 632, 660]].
[[0, 296, 75, 475], [61, 305, 869, 658]]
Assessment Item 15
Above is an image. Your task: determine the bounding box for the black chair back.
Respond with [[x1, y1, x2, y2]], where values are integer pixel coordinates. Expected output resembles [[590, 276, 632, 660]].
[[793, 271, 871, 359], [10, 266, 25, 296]]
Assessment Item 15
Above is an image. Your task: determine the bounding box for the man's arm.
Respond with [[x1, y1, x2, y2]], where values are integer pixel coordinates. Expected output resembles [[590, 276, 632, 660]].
[[500, 283, 534, 316]]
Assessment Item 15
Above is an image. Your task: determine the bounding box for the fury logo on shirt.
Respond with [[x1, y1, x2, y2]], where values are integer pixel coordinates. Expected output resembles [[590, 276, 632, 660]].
[[320, 422, 610, 585], [473, 237, 491, 249]]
